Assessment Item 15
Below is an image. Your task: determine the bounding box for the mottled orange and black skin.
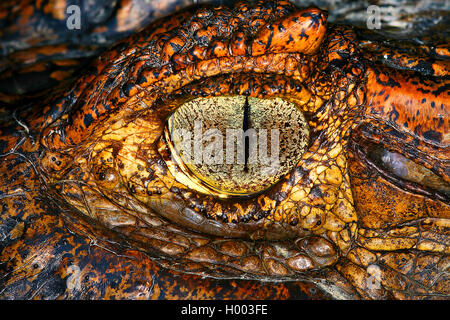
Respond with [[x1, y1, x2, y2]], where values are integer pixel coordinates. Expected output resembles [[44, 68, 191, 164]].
[[0, 1, 449, 300], [0, 0, 194, 104]]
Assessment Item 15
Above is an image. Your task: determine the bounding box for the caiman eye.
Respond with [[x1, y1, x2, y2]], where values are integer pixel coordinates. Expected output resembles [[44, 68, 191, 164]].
[[165, 95, 310, 197], [367, 144, 450, 199]]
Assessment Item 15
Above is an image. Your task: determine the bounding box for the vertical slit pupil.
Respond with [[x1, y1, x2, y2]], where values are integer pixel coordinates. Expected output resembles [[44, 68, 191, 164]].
[[243, 96, 250, 172]]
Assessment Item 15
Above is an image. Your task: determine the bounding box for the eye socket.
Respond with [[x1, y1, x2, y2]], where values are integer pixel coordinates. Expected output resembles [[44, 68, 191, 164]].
[[165, 95, 310, 196], [367, 144, 450, 200]]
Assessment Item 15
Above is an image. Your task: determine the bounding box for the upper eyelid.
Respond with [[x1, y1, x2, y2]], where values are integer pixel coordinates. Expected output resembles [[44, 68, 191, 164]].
[[41, 7, 328, 151]]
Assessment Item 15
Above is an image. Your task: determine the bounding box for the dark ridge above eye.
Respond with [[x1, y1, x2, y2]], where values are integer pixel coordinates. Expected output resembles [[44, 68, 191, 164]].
[[164, 72, 322, 132]]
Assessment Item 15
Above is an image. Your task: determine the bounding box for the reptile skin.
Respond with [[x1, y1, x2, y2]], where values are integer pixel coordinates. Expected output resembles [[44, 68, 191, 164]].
[[0, 1, 448, 299]]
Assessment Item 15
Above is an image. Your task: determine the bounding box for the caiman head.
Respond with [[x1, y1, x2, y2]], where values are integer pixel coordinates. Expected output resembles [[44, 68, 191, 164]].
[[0, 0, 448, 299]]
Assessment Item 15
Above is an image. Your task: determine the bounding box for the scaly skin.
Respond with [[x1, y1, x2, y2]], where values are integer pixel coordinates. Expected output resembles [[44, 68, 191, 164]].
[[0, 1, 448, 299]]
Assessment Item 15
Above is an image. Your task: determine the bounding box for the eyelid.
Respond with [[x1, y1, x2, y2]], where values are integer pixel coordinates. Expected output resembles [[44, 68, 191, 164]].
[[353, 122, 449, 182], [356, 139, 450, 201], [372, 145, 449, 193], [41, 5, 328, 151]]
